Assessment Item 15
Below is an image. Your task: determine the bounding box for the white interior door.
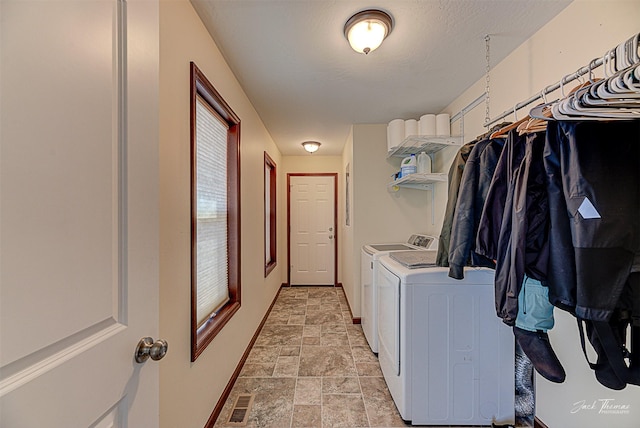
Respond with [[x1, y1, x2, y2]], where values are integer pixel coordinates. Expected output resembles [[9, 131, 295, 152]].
[[289, 175, 336, 286], [0, 1, 160, 427]]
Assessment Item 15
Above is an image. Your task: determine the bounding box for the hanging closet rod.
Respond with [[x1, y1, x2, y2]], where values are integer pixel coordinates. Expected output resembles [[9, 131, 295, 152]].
[[484, 58, 605, 128], [484, 33, 640, 128]]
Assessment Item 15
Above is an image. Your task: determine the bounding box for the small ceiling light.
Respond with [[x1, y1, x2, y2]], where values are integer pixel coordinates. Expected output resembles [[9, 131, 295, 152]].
[[302, 141, 321, 153], [344, 9, 393, 55]]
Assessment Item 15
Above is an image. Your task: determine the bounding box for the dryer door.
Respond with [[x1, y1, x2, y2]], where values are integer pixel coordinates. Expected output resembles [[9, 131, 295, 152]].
[[377, 262, 401, 376]]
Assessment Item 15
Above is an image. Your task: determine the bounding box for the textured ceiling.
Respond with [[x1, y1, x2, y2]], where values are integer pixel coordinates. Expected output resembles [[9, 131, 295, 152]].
[[191, 0, 573, 155]]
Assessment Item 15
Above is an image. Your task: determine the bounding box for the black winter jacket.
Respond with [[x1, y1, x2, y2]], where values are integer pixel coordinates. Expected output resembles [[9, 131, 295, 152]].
[[544, 120, 640, 321], [436, 140, 478, 267], [448, 137, 504, 279], [476, 130, 549, 325]]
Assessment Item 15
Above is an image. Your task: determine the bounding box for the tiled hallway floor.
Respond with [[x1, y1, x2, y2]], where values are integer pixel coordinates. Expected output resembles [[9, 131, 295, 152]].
[[214, 286, 410, 428], [214, 286, 518, 428]]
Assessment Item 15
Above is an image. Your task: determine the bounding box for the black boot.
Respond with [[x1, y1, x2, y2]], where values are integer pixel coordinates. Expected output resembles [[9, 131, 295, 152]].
[[514, 326, 566, 383], [584, 319, 627, 390]]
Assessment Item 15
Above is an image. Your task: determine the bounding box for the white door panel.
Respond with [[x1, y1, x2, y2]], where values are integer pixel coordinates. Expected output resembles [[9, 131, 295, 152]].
[[289, 175, 336, 285], [297, 244, 310, 271], [0, 0, 159, 426], [315, 243, 329, 272]]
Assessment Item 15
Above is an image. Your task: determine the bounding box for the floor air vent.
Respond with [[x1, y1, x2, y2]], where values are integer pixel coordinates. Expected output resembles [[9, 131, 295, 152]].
[[226, 394, 254, 426]]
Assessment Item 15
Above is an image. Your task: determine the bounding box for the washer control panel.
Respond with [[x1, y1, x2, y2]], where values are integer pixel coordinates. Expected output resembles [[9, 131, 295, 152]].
[[407, 234, 438, 250]]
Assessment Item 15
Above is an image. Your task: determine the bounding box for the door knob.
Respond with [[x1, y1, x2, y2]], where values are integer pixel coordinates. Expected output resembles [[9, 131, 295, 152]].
[[329, 227, 333, 232], [329, 235, 333, 239], [135, 337, 168, 363]]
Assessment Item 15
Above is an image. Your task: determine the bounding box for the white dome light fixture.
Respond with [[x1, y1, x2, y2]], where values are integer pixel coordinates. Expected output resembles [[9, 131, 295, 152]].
[[344, 9, 393, 55], [302, 141, 321, 153]]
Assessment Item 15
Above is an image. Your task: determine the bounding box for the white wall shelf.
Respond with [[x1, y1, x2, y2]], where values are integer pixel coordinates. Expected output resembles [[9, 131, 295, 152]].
[[387, 135, 463, 158], [388, 172, 448, 191], [387, 136, 460, 225]]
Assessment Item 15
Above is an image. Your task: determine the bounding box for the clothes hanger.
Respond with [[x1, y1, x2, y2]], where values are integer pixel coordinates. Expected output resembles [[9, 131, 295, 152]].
[[630, 33, 640, 63], [527, 33, 640, 122], [550, 103, 634, 121], [592, 66, 633, 101], [549, 72, 593, 119], [572, 62, 640, 114], [593, 70, 640, 100], [515, 104, 536, 134], [529, 78, 567, 121], [517, 95, 550, 134], [518, 117, 547, 135], [571, 85, 639, 115], [551, 55, 640, 120], [604, 49, 617, 77], [551, 89, 640, 120], [565, 87, 628, 116], [623, 33, 640, 67], [623, 64, 640, 91], [586, 57, 640, 100], [613, 33, 640, 72], [529, 102, 555, 121], [490, 113, 529, 139]]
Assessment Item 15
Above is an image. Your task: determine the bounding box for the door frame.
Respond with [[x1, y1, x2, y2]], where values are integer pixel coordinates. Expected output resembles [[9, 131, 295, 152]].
[[286, 173, 338, 286]]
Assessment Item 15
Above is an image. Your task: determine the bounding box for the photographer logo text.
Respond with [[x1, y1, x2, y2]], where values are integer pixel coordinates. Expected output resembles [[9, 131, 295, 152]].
[[571, 399, 631, 415]]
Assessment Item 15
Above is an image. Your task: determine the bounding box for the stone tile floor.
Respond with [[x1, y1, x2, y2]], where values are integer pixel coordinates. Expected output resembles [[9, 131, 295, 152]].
[[214, 286, 517, 428], [214, 286, 408, 428]]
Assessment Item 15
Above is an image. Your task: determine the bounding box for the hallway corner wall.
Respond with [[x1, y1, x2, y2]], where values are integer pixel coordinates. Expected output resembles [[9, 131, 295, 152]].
[[340, 128, 355, 318]]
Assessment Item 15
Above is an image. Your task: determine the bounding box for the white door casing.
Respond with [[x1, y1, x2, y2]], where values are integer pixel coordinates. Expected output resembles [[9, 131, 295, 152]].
[[288, 175, 336, 286], [0, 0, 160, 427]]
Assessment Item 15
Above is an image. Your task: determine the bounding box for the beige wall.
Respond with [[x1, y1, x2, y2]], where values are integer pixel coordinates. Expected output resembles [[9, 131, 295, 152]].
[[282, 155, 343, 174], [440, 1, 640, 426], [341, 124, 440, 317], [159, 1, 283, 426]]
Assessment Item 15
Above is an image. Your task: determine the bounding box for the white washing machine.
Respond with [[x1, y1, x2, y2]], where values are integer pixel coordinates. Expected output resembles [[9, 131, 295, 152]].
[[376, 251, 515, 426], [361, 234, 438, 353]]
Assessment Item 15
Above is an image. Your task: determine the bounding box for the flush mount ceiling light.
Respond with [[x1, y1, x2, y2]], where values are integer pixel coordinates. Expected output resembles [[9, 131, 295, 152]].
[[344, 9, 393, 55], [302, 141, 321, 153]]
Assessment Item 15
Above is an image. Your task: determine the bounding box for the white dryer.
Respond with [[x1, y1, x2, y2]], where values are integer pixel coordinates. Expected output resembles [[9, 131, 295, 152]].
[[361, 234, 437, 353], [376, 251, 514, 426]]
